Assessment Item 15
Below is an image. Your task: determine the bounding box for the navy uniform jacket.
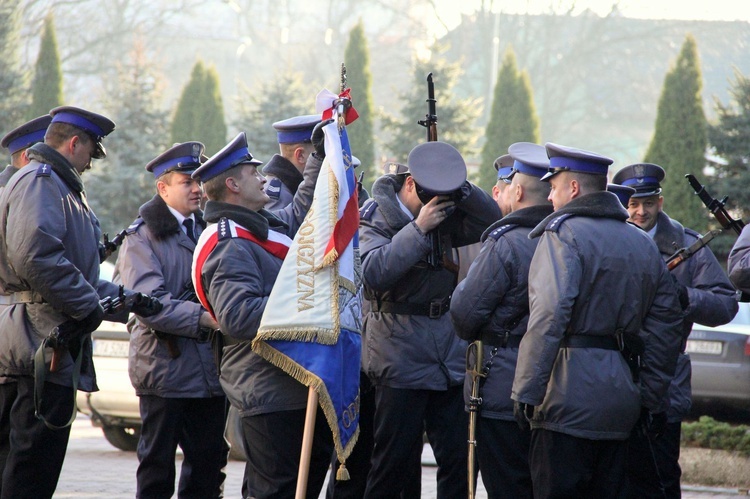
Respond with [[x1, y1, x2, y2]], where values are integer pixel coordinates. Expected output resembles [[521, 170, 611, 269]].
[[114, 194, 224, 399], [0, 143, 123, 391], [653, 211, 738, 421], [263, 154, 303, 211], [512, 192, 683, 440], [196, 154, 321, 417], [359, 174, 501, 390], [450, 204, 553, 420]]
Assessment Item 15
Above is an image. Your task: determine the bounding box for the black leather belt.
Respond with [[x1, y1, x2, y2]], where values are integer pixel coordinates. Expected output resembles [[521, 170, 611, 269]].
[[480, 331, 523, 348], [369, 296, 451, 319], [562, 334, 620, 351]]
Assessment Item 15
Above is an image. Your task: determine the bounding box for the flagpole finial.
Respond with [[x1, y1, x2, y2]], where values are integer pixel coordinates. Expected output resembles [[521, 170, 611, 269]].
[[337, 63, 348, 130]]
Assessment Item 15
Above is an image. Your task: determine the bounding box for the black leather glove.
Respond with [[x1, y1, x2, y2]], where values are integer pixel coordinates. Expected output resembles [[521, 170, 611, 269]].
[[130, 293, 163, 317], [669, 273, 690, 310], [311, 118, 334, 159], [513, 401, 533, 431], [57, 303, 105, 342], [640, 407, 668, 439]]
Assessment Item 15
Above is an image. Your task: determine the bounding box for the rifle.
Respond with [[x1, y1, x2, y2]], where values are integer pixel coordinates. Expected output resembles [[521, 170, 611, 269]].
[[685, 174, 745, 236], [416, 73, 457, 272], [49, 286, 160, 372], [466, 340, 486, 499], [666, 229, 722, 271], [99, 227, 129, 263]]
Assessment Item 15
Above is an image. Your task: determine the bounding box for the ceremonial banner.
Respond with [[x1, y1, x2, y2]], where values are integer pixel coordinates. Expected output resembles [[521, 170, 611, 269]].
[[252, 88, 362, 479]]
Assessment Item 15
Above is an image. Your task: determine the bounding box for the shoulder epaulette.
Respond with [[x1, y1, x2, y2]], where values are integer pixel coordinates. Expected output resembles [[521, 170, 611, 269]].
[[265, 177, 282, 200], [360, 200, 378, 221], [217, 217, 233, 240], [488, 224, 518, 241], [545, 213, 574, 233], [684, 227, 701, 239], [35, 163, 52, 177], [126, 217, 145, 235]]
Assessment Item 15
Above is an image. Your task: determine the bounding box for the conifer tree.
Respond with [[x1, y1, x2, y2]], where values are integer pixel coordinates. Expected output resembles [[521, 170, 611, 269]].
[[345, 20, 377, 188], [478, 48, 540, 191], [86, 41, 169, 236], [644, 34, 708, 232], [0, 3, 27, 127], [233, 72, 312, 162], [28, 14, 64, 119], [382, 55, 481, 165], [171, 61, 227, 155]]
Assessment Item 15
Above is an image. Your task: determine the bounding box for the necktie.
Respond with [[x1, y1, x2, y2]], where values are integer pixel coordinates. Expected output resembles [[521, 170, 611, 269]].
[[183, 218, 196, 243]]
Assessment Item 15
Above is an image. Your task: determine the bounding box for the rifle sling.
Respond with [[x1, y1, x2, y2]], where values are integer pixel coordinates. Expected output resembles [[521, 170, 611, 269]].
[[33, 336, 83, 430]]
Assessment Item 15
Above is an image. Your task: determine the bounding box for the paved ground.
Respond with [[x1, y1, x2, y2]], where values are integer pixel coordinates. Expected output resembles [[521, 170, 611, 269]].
[[55, 414, 745, 498]]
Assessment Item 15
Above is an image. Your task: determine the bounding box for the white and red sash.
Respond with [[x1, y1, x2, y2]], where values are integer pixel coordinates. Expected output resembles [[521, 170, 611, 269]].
[[191, 217, 292, 319]]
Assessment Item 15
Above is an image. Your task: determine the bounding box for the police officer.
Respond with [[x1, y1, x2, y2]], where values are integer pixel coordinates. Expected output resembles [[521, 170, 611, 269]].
[[729, 228, 750, 292], [326, 162, 423, 499], [450, 142, 553, 498], [359, 141, 501, 498], [191, 129, 329, 498], [0, 114, 52, 188], [0, 106, 160, 498], [613, 163, 738, 498], [492, 153, 515, 215], [113, 142, 227, 498], [511, 143, 684, 499], [263, 114, 321, 210]]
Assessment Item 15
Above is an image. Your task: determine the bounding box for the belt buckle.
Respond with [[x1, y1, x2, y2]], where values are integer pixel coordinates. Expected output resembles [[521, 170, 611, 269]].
[[429, 301, 442, 319]]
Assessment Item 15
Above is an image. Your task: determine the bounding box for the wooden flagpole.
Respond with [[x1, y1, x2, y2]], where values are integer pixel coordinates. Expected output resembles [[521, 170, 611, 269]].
[[295, 386, 318, 499]]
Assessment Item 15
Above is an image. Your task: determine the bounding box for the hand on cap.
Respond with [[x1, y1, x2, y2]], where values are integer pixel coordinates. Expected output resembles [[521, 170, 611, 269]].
[[311, 119, 334, 159], [415, 196, 454, 234]]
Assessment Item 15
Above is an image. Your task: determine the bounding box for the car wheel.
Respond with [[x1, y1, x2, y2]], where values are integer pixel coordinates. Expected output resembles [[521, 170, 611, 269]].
[[102, 425, 141, 452], [225, 405, 247, 461]]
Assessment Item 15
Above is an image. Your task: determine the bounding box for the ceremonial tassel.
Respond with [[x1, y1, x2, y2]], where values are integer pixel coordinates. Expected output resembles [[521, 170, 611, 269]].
[[336, 462, 350, 481]]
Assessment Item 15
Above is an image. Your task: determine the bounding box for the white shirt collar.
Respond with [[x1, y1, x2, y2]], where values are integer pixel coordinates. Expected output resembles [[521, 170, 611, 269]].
[[397, 195, 414, 220], [647, 222, 658, 239], [166, 205, 195, 234]]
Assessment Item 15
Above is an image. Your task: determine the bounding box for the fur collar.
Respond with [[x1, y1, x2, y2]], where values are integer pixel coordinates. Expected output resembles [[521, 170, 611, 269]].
[[481, 204, 554, 241], [138, 194, 206, 240], [371, 174, 413, 229], [27, 143, 83, 193], [262, 154, 303, 193], [202, 200, 288, 240], [652, 211, 685, 255], [530, 191, 629, 238]]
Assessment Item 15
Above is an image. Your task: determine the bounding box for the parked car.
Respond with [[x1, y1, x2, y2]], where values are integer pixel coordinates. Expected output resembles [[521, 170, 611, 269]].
[[688, 301, 750, 410], [76, 262, 247, 458]]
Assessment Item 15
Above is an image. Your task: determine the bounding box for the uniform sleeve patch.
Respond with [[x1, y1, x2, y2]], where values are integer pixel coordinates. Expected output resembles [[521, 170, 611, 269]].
[[360, 200, 378, 221], [487, 224, 518, 241], [35, 163, 52, 177], [265, 178, 282, 199], [545, 213, 573, 232]]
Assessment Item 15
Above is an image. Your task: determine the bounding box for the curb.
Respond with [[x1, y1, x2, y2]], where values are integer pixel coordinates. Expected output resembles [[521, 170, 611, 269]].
[[682, 485, 750, 496]]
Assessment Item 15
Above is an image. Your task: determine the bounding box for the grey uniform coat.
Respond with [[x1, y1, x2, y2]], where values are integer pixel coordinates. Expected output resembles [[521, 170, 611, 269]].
[[0, 143, 122, 391], [450, 204, 553, 420], [359, 175, 502, 390], [263, 154, 302, 211], [0, 165, 16, 189], [652, 211, 737, 421], [196, 154, 321, 417], [113, 194, 224, 398], [512, 192, 684, 440], [728, 223, 750, 292]]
